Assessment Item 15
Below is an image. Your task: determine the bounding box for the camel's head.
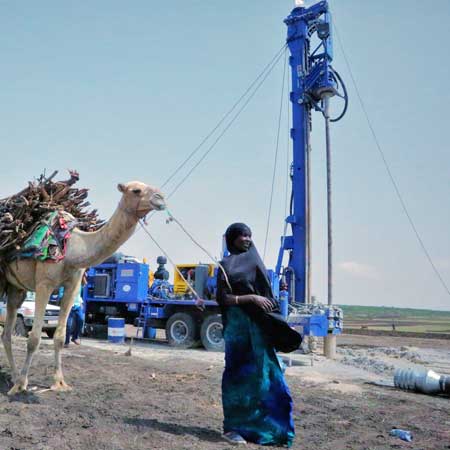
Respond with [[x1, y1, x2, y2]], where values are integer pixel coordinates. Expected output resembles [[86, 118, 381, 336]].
[[118, 181, 166, 218]]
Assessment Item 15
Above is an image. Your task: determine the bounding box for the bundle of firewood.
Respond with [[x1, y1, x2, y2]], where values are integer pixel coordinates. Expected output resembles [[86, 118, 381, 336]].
[[0, 170, 103, 257]]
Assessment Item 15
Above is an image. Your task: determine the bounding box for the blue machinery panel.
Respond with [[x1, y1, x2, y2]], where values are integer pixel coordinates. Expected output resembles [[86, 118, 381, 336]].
[[115, 263, 149, 302], [84, 262, 149, 309], [288, 305, 343, 337]]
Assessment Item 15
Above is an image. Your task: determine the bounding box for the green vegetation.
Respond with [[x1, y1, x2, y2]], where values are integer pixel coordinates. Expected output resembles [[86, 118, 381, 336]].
[[339, 305, 450, 335], [339, 305, 450, 320]]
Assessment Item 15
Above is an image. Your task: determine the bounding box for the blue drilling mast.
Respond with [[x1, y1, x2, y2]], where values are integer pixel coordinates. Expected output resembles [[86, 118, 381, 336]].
[[81, 1, 347, 353], [276, 1, 347, 306]]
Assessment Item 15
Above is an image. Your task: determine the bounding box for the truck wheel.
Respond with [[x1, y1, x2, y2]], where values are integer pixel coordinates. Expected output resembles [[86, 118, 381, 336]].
[[46, 329, 56, 339], [200, 314, 224, 352], [14, 317, 29, 337], [83, 324, 107, 339], [166, 313, 199, 349]]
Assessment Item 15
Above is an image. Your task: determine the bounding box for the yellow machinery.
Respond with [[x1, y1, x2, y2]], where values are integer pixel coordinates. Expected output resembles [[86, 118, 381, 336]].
[[174, 263, 215, 295]]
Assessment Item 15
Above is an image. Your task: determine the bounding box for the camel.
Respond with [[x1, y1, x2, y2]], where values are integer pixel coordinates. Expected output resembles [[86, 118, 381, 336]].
[[1, 181, 165, 395]]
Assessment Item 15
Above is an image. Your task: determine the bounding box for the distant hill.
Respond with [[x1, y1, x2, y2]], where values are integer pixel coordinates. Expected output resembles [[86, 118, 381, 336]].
[[338, 305, 450, 320]]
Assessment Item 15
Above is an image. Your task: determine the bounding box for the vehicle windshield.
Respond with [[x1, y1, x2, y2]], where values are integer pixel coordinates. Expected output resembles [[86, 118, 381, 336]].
[[25, 291, 36, 302]]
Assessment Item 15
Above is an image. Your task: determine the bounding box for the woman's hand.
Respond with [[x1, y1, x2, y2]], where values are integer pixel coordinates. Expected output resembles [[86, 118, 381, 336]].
[[251, 295, 273, 312]]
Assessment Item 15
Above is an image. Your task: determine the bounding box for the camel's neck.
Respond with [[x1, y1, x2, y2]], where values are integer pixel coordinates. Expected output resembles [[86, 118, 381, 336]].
[[65, 203, 139, 268]]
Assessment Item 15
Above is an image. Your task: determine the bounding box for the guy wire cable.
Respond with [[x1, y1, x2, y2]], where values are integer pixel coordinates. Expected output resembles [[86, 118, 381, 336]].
[[139, 44, 287, 229], [163, 209, 233, 292], [263, 48, 288, 263], [161, 44, 288, 190], [331, 8, 450, 297], [138, 221, 205, 309], [138, 49, 288, 287], [165, 46, 288, 201]]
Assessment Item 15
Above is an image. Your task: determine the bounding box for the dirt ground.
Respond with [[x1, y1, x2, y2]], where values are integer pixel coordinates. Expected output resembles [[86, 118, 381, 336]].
[[0, 334, 449, 450]]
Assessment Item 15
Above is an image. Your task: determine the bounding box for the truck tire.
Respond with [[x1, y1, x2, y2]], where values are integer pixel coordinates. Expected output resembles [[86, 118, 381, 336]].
[[46, 329, 56, 339], [83, 324, 107, 339], [166, 313, 199, 349], [14, 317, 29, 337], [200, 314, 224, 352]]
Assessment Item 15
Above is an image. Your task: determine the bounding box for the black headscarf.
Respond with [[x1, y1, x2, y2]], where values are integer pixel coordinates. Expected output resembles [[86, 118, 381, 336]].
[[217, 223, 302, 353]]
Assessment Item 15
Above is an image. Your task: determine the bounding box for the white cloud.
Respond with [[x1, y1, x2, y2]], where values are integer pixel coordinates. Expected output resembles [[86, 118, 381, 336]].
[[338, 261, 380, 280]]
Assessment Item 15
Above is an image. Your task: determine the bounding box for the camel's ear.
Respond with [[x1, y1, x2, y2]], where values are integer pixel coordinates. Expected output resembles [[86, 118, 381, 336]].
[[117, 183, 127, 193]]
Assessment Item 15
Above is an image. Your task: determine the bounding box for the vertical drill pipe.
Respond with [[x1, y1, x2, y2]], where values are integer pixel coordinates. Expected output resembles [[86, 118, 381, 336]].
[[306, 132, 312, 304], [323, 96, 336, 359], [324, 97, 333, 306]]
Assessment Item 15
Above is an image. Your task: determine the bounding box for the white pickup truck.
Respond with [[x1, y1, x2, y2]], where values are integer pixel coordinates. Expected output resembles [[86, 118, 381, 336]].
[[0, 292, 60, 338]]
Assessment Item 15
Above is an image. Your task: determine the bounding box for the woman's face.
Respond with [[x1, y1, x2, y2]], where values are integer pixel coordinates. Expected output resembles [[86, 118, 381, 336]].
[[233, 232, 252, 252]]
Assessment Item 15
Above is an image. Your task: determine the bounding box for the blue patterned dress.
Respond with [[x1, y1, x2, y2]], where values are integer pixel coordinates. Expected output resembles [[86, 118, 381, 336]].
[[222, 306, 295, 447]]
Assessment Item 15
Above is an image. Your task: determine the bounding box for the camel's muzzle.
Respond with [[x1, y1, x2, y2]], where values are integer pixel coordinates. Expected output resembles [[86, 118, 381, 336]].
[[150, 193, 166, 211]]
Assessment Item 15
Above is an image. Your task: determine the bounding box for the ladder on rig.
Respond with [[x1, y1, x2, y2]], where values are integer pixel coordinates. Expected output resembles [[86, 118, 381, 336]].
[[135, 303, 149, 339]]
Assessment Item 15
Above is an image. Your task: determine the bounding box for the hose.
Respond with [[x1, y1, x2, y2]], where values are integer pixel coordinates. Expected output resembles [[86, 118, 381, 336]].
[[329, 67, 348, 122]]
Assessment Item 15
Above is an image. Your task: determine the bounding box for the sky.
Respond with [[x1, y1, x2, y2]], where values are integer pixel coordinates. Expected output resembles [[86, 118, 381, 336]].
[[1, 0, 449, 311]]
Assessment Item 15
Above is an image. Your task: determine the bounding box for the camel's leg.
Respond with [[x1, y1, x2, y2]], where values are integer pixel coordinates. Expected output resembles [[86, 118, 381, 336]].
[[8, 283, 53, 395], [51, 270, 83, 392], [1, 286, 26, 382]]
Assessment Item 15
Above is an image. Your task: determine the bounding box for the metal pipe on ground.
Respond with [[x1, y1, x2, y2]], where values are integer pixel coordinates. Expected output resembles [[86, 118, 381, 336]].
[[394, 368, 450, 396]]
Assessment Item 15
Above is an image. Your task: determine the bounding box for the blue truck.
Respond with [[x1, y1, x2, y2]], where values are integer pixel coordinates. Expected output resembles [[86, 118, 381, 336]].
[[82, 254, 225, 350], [81, 253, 342, 351]]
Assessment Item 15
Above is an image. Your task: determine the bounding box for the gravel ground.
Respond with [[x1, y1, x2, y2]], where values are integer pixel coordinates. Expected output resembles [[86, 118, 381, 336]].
[[0, 334, 449, 450]]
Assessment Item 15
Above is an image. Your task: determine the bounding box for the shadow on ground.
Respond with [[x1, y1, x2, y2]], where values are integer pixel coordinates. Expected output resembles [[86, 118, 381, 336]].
[[124, 417, 223, 443], [0, 368, 41, 403]]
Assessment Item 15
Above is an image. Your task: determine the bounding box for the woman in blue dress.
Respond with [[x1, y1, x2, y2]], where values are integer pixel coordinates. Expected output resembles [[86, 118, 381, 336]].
[[217, 223, 302, 447]]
